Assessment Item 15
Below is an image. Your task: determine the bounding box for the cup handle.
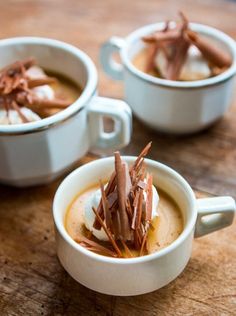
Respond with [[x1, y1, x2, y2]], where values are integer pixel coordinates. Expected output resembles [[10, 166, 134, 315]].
[[87, 96, 132, 153], [194, 196, 235, 237], [100, 36, 125, 80]]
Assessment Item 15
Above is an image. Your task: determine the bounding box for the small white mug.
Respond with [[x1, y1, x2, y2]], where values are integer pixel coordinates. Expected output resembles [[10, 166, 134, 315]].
[[100, 23, 236, 134], [0, 37, 132, 186], [53, 157, 235, 296]]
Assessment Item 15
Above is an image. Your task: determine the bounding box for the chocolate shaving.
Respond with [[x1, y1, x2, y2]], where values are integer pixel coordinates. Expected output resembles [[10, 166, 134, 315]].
[[28, 77, 57, 88], [11, 101, 29, 123], [115, 153, 132, 240], [136, 189, 144, 229], [93, 171, 116, 229], [131, 190, 140, 230], [186, 29, 232, 68], [75, 236, 117, 258], [16, 93, 70, 109], [140, 231, 148, 257], [142, 29, 180, 44], [0, 57, 36, 75], [100, 181, 112, 230], [145, 43, 159, 73], [120, 240, 133, 258], [132, 142, 152, 172], [145, 174, 153, 222], [92, 206, 122, 257], [83, 142, 156, 258]]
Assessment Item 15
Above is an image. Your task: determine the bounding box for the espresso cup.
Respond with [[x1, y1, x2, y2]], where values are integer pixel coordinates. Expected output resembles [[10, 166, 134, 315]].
[[100, 23, 236, 134], [53, 157, 235, 296], [0, 37, 132, 187]]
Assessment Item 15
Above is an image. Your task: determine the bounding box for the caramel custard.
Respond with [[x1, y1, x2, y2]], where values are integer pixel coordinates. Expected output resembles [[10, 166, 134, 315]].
[[65, 185, 183, 256]]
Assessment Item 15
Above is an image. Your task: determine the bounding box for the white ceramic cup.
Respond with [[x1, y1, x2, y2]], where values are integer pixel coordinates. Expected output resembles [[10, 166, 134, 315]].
[[53, 156, 235, 296], [0, 37, 132, 187], [100, 23, 236, 134]]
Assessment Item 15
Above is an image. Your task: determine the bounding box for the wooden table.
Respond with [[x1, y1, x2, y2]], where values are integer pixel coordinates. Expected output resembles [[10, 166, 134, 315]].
[[1, 1, 236, 315]]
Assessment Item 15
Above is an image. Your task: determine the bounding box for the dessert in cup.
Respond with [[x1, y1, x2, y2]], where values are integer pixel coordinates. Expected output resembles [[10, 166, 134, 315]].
[[135, 12, 232, 81], [53, 143, 235, 295], [100, 13, 236, 134], [0, 57, 81, 124], [66, 142, 183, 258], [0, 37, 132, 186]]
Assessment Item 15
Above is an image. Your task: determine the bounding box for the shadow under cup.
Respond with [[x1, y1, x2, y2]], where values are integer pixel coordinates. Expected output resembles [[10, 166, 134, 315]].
[[53, 157, 196, 295]]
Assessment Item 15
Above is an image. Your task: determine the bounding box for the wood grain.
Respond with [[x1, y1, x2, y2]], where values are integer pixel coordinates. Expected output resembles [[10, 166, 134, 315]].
[[0, 0, 236, 315]]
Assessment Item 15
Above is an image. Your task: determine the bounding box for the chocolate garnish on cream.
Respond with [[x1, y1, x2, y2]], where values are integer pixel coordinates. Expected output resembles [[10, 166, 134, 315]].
[[140, 12, 232, 81], [0, 58, 75, 125], [76, 143, 164, 258]]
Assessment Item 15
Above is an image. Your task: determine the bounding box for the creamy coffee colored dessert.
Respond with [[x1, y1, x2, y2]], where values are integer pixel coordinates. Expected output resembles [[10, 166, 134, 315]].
[[65, 143, 183, 258], [133, 13, 232, 81], [0, 58, 81, 124]]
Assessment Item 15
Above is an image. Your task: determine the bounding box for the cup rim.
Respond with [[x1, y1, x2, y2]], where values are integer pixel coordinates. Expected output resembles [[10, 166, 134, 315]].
[[121, 22, 236, 89], [0, 36, 98, 135], [53, 156, 197, 264]]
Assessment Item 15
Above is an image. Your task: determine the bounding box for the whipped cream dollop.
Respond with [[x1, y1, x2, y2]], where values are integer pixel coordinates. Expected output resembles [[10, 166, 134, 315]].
[[0, 66, 55, 125], [154, 45, 211, 81], [84, 183, 159, 241], [26, 66, 55, 101], [0, 107, 41, 125]]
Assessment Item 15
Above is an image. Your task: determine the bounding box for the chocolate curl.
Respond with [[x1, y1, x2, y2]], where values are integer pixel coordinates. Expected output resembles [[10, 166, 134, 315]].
[[186, 30, 232, 68], [92, 206, 122, 257], [145, 174, 153, 222], [2, 99, 10, 123], [126, 198, 133, 221], [100, 181, 112, 230], [133, 229, 141, 250], [131, 190, 140, 230], [145, 44, 159, 73], [165, 13, 190, 80], [16, 93, 70, 109], [11, 101, 29, 123], [166, 36, 190, 80], [93, 171, 116, 229], [28, 77, 57, 88], [120, 240, 133, 258], [75, 236, 117, 258], [143, 21, 171, 74], [136, 189, 144, 229], [115, 152, 132, 241], [142, 29, 180, 44], [132, 142, 152, 172], [179, 11, 188, 28], [0, 57, 36, 75], [107, 191, 118, 209], [112, 210, 122, 239], [0, 76, 14, 94], [139, 231, 148, 257], [124, 161, 132, 196]]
